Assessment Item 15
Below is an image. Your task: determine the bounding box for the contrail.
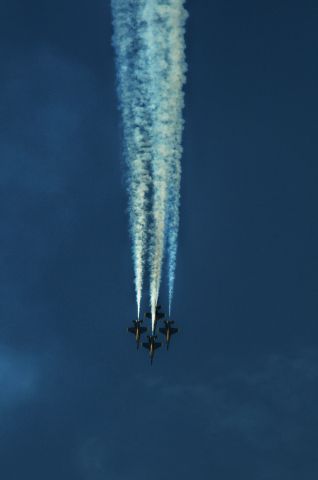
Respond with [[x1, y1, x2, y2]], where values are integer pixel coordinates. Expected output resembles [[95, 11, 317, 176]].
[[111, 0, 152, 318], [111, 0, 187, 328], [164, 2, 187, 316], [142, 1, 171, 329], [141, 0, 187, 328]]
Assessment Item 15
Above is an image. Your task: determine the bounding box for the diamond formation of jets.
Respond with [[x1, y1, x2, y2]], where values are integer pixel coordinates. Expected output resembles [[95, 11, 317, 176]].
[[127, 305, 178, 364]]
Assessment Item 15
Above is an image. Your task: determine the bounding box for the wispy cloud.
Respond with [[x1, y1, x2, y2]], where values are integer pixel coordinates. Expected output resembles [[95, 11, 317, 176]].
[[78, 437, 131, 480], [1, 48, 98, 195], [138, 349, 318, 449], [0, 346, 39, 411], [0, 48, 113, 349]]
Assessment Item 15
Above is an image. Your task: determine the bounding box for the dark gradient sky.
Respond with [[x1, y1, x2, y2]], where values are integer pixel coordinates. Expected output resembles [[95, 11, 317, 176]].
[[1, 1, 318, 479]]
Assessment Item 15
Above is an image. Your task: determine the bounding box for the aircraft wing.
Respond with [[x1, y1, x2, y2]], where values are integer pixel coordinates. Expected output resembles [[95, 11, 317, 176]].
[[142, 342, 150, 350], [128, 327, 136, 334], [154, 342, 161, 350], [170, 328, 178, 335]]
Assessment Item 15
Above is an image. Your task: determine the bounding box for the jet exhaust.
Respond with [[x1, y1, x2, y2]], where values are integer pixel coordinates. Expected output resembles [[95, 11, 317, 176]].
[[111, 0, 187, 327], [111, 0, 152, 318]]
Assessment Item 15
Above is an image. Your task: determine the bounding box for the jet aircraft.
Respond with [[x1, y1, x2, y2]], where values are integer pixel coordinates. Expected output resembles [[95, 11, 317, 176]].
[[159, 320, 178, 350], [144, 305, 165, 330], [127, 319, 147, 349], [142, 335, 161, 364]]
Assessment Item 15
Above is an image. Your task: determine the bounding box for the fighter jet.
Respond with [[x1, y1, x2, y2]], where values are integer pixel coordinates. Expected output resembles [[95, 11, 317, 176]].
[[127, 320, 147, 349], [144, 305, 165, 330], [142, 335, 161, 364], [159, 320, 178, 350]]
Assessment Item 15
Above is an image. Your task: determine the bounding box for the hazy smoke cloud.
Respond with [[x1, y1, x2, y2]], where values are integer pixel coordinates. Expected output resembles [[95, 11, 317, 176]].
[[112, 0, 187, 327]]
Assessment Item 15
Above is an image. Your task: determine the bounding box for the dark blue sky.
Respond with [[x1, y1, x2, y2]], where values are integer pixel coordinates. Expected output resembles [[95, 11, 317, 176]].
[[1, 1, 318, 479]]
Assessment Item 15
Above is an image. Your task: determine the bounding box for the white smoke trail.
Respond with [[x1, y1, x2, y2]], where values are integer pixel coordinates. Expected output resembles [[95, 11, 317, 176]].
[[165, 3, 187, 315], [141, 1, 187, 328], [111, 0, 152, 318], [112, 0, 187, 328], [142, 1, 170, 329]]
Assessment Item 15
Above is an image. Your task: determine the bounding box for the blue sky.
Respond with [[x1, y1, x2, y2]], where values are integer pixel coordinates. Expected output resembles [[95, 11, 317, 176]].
[[1, 1, 318, 479]]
